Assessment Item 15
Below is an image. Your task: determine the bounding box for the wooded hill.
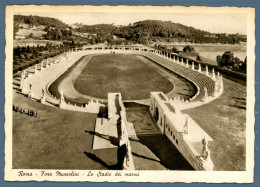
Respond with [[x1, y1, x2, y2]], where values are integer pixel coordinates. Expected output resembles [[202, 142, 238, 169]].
[[75, 24, 117, 34], [14, 15, 246, 45], [14, 15, 73, 41], [14, 15, 69, 29], [112, 20, 246, 44]]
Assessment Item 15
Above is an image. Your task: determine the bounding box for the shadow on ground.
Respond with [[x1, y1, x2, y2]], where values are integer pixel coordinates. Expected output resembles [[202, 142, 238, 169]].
[[85, 130, 119, 147], [83, 152, 121, 170], [229, 96, 246, 110], [134, 134, 194, 170]]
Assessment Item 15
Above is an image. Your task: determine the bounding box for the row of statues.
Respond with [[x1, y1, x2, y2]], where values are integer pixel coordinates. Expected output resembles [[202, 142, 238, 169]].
[[151, 93, 213, 170], [19, 55, 66, 97], [182, 116, 210, 161], [153, 50, 221, 84], [153, 50, 223, 104], [181, 115, 211, 161], [203, 73, 223, 102]]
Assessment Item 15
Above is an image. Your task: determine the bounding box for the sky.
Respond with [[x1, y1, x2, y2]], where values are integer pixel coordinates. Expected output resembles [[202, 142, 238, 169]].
[[18, 12, 247, 35]]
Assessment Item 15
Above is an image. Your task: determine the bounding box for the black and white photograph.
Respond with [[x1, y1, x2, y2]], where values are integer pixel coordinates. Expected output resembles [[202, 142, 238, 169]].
[[5, 5, 255, 183]]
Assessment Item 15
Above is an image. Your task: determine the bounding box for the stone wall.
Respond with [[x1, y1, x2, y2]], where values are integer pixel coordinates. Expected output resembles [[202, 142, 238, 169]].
[[150, 92, 214, 171]]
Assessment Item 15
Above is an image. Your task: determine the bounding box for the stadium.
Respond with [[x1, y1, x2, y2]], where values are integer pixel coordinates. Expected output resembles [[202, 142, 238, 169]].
[[12, 45, 246, 171]]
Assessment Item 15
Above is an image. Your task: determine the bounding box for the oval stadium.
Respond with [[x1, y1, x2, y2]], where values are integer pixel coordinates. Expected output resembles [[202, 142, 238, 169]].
[[12, 45, 246, 171]]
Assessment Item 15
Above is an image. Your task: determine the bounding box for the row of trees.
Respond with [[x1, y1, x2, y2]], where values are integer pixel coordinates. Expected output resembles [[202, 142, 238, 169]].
[[43, 28, 73, 41], [13, 41, 82, 73], [154, 44, 179, 53], [14, 44, 59, 67], [154, 44, 196, 54]]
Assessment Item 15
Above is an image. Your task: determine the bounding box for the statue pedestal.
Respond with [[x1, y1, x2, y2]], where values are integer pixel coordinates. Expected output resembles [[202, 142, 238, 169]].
[[122, 156, 135, 170], [203, 97, 208, 103], [122, 142, 135, 170], [119, 135, 128, 147], [28, 90, 35, 99], [41, 96, 46, 104], [201, 157, 214, 171], [59, 101, 66, 109]]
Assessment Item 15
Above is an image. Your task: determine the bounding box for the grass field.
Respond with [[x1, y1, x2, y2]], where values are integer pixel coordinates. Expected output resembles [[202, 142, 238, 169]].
[[74, 54, 174, 100], [12, 90, 118, 169], [183, 78, 246, 171]]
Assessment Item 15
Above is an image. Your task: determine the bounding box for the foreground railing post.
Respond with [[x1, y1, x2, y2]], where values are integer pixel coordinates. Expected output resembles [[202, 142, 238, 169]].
[[212, 68, 216, 80], [198, 63, 201, 72]]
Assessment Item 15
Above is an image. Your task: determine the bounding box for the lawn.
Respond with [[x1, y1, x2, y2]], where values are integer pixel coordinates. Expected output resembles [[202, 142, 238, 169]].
[[12, 90, 118, 169], [183, 78, 246, 171], [74, 54, 174, 100]]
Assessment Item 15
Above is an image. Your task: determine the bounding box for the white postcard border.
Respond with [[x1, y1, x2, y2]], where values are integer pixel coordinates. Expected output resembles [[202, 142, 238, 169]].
[[4, 5, 255, 183]]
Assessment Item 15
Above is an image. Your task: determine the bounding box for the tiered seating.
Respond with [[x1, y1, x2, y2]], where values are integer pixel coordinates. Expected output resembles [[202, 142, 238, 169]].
[[22, 53, 83, 103], [20, 48, 217, 106], [142, 52, 216, 101]]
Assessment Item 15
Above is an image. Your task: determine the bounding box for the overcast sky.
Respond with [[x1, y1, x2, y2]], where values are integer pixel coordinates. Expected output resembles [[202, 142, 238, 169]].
[[18, 12, 247, 34]]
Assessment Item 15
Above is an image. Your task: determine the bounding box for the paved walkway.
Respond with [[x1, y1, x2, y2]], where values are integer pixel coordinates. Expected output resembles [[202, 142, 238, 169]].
[[92, 118, 118, 150], [58, 55, 107, 103]]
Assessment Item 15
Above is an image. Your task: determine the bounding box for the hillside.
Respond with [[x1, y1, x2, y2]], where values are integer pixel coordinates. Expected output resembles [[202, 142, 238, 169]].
[[75, 24, 117, 34], [73, 24, 117, 44], [14, 15, 69, 29], [13, 16, 246, 45], [112, 20, 246, 44], [14, 15, 72, 41]]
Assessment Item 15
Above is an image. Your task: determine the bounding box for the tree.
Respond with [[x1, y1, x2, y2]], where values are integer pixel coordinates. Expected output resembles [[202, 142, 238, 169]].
[[183, 45, 195, 53], [240, 56, 247, 73], [216, 51, 246, 74], [26, 45, 32, 53], [221, 51, 234, 67], [27, 33, 34, 39], [217, 55, 223, 66], [171, 47, 179, 53], [14, 46, 21, 57], [24, 53, 29, 60]]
